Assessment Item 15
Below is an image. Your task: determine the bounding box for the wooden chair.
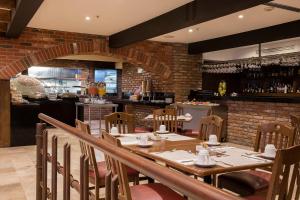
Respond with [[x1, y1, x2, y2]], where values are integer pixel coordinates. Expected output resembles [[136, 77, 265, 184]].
[[76, 120, 139, 200], [245, 144, 300, 200], [102, 131, 185, 200], [153, 108, 177, 133], [105, 112, 134, 134], [198, 115, 223, 142], [218, 123, 296, 197], [290, 114, 300, 145], [166, 105, 184, 133], [254, 123, 295, 153]]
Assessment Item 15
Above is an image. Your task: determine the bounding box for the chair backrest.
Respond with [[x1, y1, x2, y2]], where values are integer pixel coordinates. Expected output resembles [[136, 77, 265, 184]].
[[153, 108, 177, 133], [75, 120, 100, 180], [290, 114, 300, 145], [267, 144, 300, 200], [104, 112, 134, 134], [254, 123, 295, 152], [102, 131, 132, 200], [198, 115, 223, 142]]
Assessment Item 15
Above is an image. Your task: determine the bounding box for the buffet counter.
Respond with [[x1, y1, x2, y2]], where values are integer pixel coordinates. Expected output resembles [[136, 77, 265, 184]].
[[10, 98, 79, 146], [112, 99, 171, 108]]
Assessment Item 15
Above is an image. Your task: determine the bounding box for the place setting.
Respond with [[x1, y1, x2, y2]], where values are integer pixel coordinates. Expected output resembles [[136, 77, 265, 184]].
[[204, 135, 221, 146]]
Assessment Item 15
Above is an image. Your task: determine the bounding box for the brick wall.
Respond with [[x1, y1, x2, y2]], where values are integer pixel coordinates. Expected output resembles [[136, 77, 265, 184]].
[[0, 28, 202, 101], [172, 44, 202, 102], [226, 101, 300, 147], [121, 62, 174, 93]]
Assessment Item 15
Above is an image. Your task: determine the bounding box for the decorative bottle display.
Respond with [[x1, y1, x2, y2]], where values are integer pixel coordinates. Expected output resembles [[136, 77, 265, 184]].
[[87, 83, 98, 98], [97, 82, 106, 100], [218, 80, 226, 96]]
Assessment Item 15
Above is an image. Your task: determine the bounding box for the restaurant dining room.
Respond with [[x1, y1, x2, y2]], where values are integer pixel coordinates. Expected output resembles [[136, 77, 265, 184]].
[[0, 0, 300, 200]]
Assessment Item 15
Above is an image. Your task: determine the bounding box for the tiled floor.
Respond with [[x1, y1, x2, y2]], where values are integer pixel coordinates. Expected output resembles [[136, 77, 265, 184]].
[[0, 121, 253, 200], [0, 121, 106, 200]]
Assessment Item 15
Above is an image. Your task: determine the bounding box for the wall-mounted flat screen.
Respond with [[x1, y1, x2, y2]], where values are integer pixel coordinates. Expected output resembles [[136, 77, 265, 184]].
[[94, 69, 117, 93]]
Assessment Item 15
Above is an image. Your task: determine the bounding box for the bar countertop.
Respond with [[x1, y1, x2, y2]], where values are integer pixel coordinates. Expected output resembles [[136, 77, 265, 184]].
[[199, 95, 300, 103]]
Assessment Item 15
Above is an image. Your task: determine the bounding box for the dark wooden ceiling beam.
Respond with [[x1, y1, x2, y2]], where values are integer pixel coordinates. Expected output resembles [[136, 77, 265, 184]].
[[0, 10, 11, 23], [6, 0, 44, 38], [109, 0, 272, 48], [188, 20, 300, 54], [0, 22, 7, 32], [0, 0, 15, 10]]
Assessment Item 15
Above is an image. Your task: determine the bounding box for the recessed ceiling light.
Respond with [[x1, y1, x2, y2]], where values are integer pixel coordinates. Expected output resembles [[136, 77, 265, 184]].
[[188, 28, 193, 33], [85, 16, 91, 21], [238, 15, 244, 19]]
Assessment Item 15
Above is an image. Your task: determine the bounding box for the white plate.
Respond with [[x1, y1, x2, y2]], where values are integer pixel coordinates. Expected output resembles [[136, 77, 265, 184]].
[[260, 153, 275, 160], [155, 130, 170, 134], [205, 141, 221, 146], [137, 141, 153, 148], [194, 160, 216, 168]]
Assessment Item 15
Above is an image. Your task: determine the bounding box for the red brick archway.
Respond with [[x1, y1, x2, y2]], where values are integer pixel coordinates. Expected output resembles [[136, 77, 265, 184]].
[[0, 39, 172, 80]]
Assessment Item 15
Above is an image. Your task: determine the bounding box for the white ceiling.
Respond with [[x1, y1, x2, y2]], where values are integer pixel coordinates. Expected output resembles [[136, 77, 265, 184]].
[[152, 0, 300, 43], [28, 0, 300, 43], [28, 0, 192, 35]]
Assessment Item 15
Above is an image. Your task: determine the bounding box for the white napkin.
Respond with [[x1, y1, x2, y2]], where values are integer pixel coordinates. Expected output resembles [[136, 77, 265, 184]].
[[165, 134, 195, 141], [151, 150, 197, 165]]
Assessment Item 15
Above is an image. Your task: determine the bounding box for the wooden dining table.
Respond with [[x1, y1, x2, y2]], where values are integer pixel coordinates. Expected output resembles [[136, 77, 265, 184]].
[[117, 133, 274, 183]]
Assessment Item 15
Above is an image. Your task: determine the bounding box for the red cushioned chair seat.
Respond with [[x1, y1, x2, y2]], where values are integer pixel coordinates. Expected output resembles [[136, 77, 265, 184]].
[[218, 170, 271, 197], [130, 183, 185, 200], [89, 161, 139, 179], [134, 127, 153, 133]]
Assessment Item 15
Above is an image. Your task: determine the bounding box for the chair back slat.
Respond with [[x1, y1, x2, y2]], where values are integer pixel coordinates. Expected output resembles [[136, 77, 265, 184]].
[[102, 131, 132, 200], [153, 108, 177, 133], [105, 112, 134, 134], [76, 120, 100, 181], [291, 114, 300, 145], [267, 145, 300, 200], [198, 115, 223, 142], [254, 123, 295, 152]]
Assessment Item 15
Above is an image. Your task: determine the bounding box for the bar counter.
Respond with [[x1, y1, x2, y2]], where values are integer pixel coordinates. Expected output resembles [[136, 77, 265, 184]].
[[197, 95, 300, 103], [194, 95, 300, 147]]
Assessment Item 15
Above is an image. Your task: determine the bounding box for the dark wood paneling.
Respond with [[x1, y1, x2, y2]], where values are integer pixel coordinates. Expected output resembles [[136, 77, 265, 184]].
[[0, 22, 7, 32], [0, 80, 11, 147], [6, 0, 44, 38], [109, 0, 272, 48], [188, 20, 300, 54], [0, 9, 10, 23], [0, 0, 15, 10]]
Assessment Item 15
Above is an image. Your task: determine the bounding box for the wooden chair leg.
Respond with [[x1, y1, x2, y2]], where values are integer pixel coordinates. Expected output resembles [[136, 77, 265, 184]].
[[95, 179, 100, 200], [213, 174, 217, 186], [111, 175, 119, 200], [105, 171, 112, 200], [134, 175, 139, 185]]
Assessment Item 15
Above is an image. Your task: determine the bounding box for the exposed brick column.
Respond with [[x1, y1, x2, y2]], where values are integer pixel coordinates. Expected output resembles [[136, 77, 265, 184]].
[[172, 44, 202, 102]]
